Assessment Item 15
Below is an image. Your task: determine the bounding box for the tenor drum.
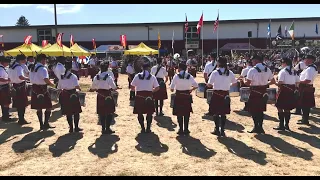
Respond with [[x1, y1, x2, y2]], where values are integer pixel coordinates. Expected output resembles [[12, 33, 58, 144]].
[[48, 87, 60, 102], [170, 93, 176, 108], [229, 82, 240, 97], [111, 91, 119, 107], [206, 89, 214, 104], [240, 87, 277, 104], [78, 92, 86, 106], [195, 83, 206, 98], [26, 83, 32, 96]]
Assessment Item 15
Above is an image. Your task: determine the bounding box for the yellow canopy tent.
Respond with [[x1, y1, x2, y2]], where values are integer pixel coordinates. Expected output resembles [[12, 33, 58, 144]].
[[124, 42, 159, 55], [42, 43, 52, 49], [70, 43, 91, 56], [4, 43, 42, 56], [40, 43, 83, 57]]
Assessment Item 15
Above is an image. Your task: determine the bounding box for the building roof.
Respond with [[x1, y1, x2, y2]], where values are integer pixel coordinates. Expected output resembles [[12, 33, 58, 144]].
[[1, 17, 319, 29]]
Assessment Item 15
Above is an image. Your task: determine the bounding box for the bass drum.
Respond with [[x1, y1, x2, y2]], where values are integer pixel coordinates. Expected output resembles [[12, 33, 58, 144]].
[[133, 56, 152, 73], [195, 83, 206, 98]]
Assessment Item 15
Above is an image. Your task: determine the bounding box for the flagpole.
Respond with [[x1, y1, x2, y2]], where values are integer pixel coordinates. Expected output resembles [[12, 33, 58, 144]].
[[269, 19, 272, 50], [216, 9, 219, 59], [185, 31, 188, 60], [201, 11, 204, 68]]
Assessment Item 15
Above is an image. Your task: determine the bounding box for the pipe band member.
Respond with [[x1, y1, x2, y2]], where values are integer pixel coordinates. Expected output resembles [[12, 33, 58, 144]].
[[110, 57, 119, 87], [203, 55, 217, 116], [207, 56, 237, 137], [58, 60, 83, 133], [293, 54, 306, 115], [126, 59, 135, 101], [29, 54, 55, 131], [131, 62, 160, 133], [53, 56, 66, 88], [245, 55, 276, 134], [151, 57, 168, 116], [90, 61, 117, 134], [71, 57, 80, 80], [166, 57, 176, 84], [274, 57, 300, 131], [297, 55, 318, 125], [8, 54, 30, 125], [0, 56, 13, 122], [186, 55, 197, 78], [170, 61, 198, 136], [237, 59, 253, 112]]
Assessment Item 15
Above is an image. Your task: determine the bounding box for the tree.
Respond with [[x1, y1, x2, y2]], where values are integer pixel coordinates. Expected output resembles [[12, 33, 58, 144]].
[[15, 16, 30, 26]]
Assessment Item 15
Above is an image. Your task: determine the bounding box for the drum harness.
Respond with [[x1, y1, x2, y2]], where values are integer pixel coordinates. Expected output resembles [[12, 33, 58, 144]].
[[211, 68, 231, 106], [96, 73, 114, 105], [207, 61, 217, 78], [30, 65, 49, 101], [176, 71, 193, 103], [280, 67, 300, 100], [155, 65, 165, 88], [251, 65, 269, 104], [61, 71, 79, 102], [9, 63, 26, 96]]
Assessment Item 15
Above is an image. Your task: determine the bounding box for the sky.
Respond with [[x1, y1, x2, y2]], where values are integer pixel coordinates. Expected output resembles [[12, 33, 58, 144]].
[[1, 4, 320, 26]]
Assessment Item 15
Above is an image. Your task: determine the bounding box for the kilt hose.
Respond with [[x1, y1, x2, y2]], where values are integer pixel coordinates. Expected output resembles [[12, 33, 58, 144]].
[[209, 90, 231, 115], [275, 84, 297, 110], [173, 90, 193, 116], [0, 84, 11, 105], [12, 81, 29, 108], [298, 84, 315, 108], [60, 89, 82, 116], [133, 91, 155, 114], [97, 89, 116, 115], [247, 86, 268, 113], [31, 84, 52, 110]]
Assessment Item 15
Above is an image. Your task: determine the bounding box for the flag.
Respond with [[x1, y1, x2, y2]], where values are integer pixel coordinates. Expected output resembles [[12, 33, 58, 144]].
[[120, 35, 127, 48], [42, 40, 48, 48], [267, 21, 271, 37], [288, 21, 294, 40], [213, 11, 219, 33], [184, 14, 188, 33], [196, 13, 203, 34], [275, 25, 283, 40], [0, 35, 3, 47], [172, 30, 174, 49], [92, 38, 96, 50], [316, 24, 318, 35], [70, 35, 74, 47], [284, 26, 288, 37], [24, 35, 32, 45], [158, 31, 161, 49], [56, 33, 64, 47]]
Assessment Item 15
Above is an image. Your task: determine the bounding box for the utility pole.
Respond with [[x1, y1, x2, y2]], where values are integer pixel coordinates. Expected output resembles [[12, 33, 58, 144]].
[[54, 4, 58, 41]]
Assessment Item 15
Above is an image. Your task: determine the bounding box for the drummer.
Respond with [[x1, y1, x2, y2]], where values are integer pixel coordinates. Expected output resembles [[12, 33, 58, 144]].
[[166, 57, 176, 84], [245, 55, 275, 134], [0, 57, 13, 122], [131, 61, 160, 133], [207, 56, 237, 136], [71, 57, 80, 80], [186, 53, 197, 77], [110, 57, 119, 87], [238, 60, 253, 111], [29, 54, 55, 131], [126, 59, 135, 101], [274, 58, 299, 131], [8, 54, 30, 125], [293, 55, 306, 115], [57, 60, 83, 133], [90, 62, 117, 134], [203, 54, 217, 116], [53, 56, 66, 88], [170, 62, 198, 136], [297, 55, 318, 125], [151, 58, 168, 116]]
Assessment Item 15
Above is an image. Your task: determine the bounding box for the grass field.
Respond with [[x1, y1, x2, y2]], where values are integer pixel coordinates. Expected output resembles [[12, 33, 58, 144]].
[[0, 73, 319, 176]]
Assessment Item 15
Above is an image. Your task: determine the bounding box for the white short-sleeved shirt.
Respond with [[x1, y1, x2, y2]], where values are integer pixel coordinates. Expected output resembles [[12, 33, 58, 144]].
[[151, 65, 168, 79], [126, 64, 135, 75], [294, 61, 307, 72], [247, 63, 274, 86], [88, 58, 96, 66], [72, 61, 80, 71], [300, 64, 318, 85], [208, 68, 237, 91], [277, 66, 300, 85], [106, 70, 115, 80], [8, 62, 25, 84], [204, 61, 217, 77], [110, 61, 118, 68], [131, 70, 159, 92], [57, 71, 79, 90], [29, 63, 49, 85], [91, 72, 117, 90], [0, 65, 9, 85], [170, 71, 198, 91], [21, 64, 30, 77], [240, 66, 252, 78], [167, 60, 175, 67], [53, 63, 66, 80]]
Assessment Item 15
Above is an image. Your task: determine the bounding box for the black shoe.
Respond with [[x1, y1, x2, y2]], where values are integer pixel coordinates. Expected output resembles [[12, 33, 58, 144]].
[[284, 125, 291, 131], [204, 112, 211, 116], [159, 112, 164, 116], [102, 130, 108, 134], [177, 129, 184, 135], [140, 128, 146, 134], [106, 128, 115, 134], [145, 128, 152, 133], [292, 112, 302, 115], [18, 120, 31, 125], [184, 129, 190, 135], [297, 120, 309, 125], [248, 128, 257, 133], [211, 128, 220, 136], [74, 127, 83, 132], [2, 118, 16, 122], [43, 123, 55, 130], [220, 130, 226, 137], [273, 126, 285, 131], [69, 128, 74, 133], [155, 112, 159, 116]]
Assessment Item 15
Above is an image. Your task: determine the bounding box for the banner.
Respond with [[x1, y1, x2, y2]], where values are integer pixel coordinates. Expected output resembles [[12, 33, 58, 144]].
[[120, 35, 127, 48]]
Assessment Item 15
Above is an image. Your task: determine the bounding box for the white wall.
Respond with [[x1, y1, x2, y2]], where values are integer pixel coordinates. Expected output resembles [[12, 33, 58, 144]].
[[0, 28, 38, 43]]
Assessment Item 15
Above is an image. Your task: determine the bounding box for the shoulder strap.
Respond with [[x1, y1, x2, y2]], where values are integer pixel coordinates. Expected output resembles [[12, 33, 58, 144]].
[[11, 64, 20, 70], [34, 65, 44, 72], [154, 65, 162, 77], [308, 64, 317, 71], [97, 74, 109, 81], [208, 63, 217, 77], [146, 73, 152, 80], [67, 72, 73, 79], [254, 66, 262, 73], [298, 63, 301, 70]]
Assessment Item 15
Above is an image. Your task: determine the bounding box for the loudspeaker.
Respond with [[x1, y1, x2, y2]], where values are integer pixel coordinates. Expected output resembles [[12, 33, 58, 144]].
[[248, 31, 252, 38]]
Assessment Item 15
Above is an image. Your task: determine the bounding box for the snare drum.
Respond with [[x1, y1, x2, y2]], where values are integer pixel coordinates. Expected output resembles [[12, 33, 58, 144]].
[[170, 93, 176, 108], [78, 92, 86, 106], [240, 87, 277, 104], [206, 89, 214, 104], [48, 87, 60, 102], [229, 82, 240, 97], [195, 83, 206, 98], [111, 91, 119, 107]]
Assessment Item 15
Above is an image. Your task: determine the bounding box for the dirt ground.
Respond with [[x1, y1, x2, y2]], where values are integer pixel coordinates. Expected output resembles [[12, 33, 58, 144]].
[[0, 73, 320, 176]]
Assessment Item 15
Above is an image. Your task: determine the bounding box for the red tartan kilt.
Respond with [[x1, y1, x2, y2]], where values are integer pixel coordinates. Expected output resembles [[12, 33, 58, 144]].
[[247, 86, 267, 113], [275, 85, 297, 110], [88, 67, 99, 77], [209, 90, 230, 115], [168, 68, 175, 77], [153, 79, 168, 100], [0, 85, 11, 105], [31, 84, 52, 110], [173, 90, 193, 116], [60, 90, 82, 115], [12, 82, 29, 108], [112, 69, 119, 79], [133, 91, 155, 114], [298, 86, 315, 108], [188, 68, 197, 77], [97, 89, 115, 115]]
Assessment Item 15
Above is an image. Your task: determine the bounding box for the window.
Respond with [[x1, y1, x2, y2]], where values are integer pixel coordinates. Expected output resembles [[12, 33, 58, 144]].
[[37, 29, 52, 45], [185, 25, 200, 41]]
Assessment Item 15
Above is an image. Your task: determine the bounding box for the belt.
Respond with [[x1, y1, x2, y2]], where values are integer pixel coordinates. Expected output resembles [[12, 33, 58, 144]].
[[300, 84, 313, 88]]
